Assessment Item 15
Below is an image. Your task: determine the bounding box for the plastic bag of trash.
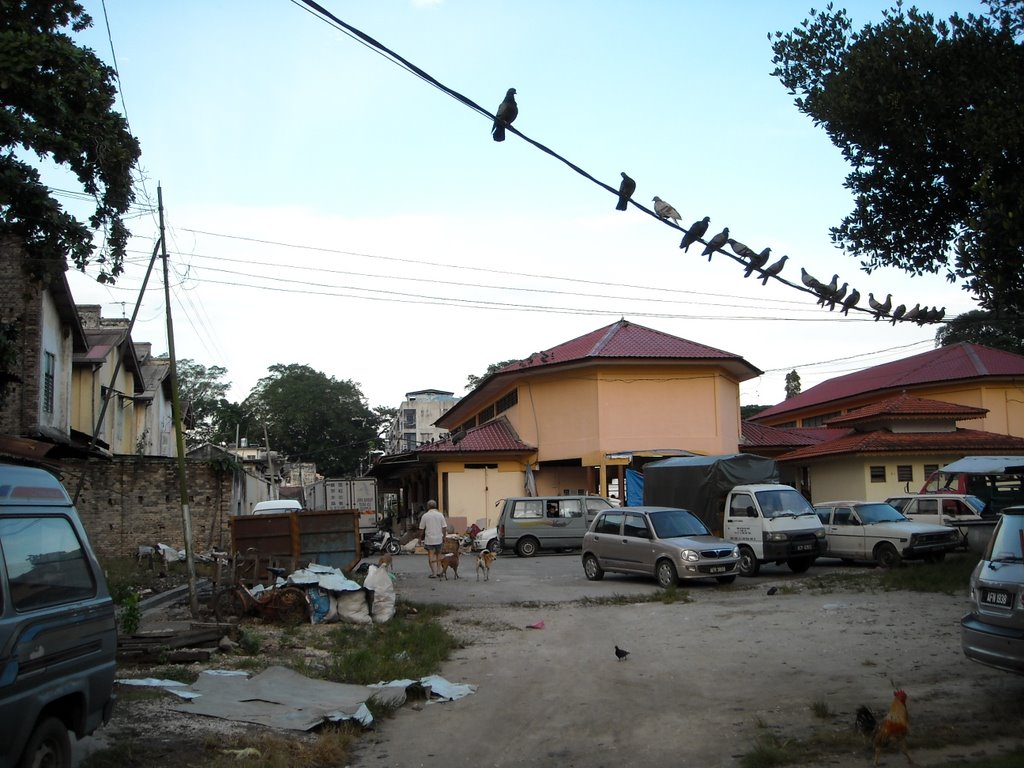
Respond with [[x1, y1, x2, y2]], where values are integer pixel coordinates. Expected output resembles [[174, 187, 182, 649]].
[[363, 564, 396, 624], [325, 589, 371, 625]]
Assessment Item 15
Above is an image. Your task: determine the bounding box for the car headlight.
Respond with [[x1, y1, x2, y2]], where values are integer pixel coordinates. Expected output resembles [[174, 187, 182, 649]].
[[731, 546, 740, 558], [765, 532, 789, 542], [680, 549, 700, 562], [814, 528, 826, 539]]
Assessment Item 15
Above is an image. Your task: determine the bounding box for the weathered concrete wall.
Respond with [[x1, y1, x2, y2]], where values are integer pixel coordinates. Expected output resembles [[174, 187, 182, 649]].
[[61, 456, 233, 560]]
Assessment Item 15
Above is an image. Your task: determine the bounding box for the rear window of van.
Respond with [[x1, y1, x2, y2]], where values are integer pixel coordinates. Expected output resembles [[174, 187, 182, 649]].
[[1, 516, 96, 611]]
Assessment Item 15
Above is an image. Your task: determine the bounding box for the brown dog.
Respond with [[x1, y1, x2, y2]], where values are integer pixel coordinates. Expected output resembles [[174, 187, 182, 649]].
[[476, 549, 496, 581], [439, 550, 460, 580]]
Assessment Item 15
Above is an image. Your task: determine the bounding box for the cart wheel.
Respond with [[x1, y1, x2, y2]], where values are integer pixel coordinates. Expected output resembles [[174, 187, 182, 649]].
[[213, 588, 247, 622], [274, 587, 310, 625]]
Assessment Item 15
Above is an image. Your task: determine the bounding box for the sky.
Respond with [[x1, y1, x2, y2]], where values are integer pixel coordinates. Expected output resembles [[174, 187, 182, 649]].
[[53, 0, 987, 412]]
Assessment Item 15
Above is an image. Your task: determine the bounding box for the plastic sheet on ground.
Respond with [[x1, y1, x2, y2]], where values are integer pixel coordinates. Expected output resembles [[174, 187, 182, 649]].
[[369, 674, 478, 702]]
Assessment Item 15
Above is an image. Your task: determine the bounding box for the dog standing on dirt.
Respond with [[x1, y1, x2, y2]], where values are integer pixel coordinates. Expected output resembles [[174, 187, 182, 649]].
[[439, 549, 460, 580], [476, 549, 496, 581]]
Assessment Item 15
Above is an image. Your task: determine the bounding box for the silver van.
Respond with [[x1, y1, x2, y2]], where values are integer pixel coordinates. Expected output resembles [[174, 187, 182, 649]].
[[0, 463, 117, 768], [498, 495, 613, 557]]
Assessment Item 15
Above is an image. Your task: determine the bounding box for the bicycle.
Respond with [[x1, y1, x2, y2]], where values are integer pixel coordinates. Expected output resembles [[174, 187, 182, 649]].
[[212, 566, 310, 625]]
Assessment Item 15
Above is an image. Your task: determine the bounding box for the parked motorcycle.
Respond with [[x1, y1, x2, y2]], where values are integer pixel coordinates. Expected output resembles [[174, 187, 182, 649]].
[[365, 528, 401, 556]]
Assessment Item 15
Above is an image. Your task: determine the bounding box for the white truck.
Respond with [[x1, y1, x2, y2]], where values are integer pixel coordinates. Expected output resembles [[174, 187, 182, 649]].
[[643, 454, 826, 576], [304, 478, 380, 544]]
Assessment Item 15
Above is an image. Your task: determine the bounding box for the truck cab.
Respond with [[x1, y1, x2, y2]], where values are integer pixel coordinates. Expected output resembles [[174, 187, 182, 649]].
[[724, 484, 826, 576]]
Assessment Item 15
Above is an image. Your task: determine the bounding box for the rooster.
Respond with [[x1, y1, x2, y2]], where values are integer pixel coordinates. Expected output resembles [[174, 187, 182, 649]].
[[856, 689, 913, 766]]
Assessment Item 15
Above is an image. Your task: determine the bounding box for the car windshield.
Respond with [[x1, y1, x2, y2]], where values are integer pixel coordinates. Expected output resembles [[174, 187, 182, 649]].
[[857, 503, 909, 523], [987, 513, 1024, 563], [648, 509, 710, 538], [754, 489, 816, 519]]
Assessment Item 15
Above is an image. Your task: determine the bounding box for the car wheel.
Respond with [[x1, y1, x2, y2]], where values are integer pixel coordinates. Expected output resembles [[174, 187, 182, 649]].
[[875, 542, 902, 569], [213, 588, 247, 622], [385, 540, 401, 555], [787, 556, 814, 574], [18, 716, 70, 768], [716, 574, 737, 585], [487, 538, 500, 554], [737, 546, 760, 577], [516, 537, 539, 558], [583, 553, 604, 581], [656, 559, 678, 588]]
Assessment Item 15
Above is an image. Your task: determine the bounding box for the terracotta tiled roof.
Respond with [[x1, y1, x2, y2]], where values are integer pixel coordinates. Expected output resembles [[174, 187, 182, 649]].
[[498, 319, 761, 378], [825, 393, 987, 427], [741, 422, 839, 450], [417, 417, 534, 454], [777, 428, 1024, 462], [752, 343, 1024, 420]]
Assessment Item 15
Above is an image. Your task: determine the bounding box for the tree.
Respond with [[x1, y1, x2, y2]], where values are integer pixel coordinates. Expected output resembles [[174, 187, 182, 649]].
[[741, 404, 770, 420], [935, 309, 1024, 354], [1, 1, 141, 284], [770, 1, 1024, 314], [466, 359, 521, 390], [175, 359, 233, 449], [243, 364, 379, 477], [785, 370, 802, 400]]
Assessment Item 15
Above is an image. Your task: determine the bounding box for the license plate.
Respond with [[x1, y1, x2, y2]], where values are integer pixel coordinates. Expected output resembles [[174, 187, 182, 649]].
[[796, 543, 813, 551], [709, 566, 726, 573], [982, 589, 1011, 607]]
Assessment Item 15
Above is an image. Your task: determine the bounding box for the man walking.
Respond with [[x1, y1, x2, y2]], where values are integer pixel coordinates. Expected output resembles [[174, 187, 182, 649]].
[[419, 500, 447, 578]]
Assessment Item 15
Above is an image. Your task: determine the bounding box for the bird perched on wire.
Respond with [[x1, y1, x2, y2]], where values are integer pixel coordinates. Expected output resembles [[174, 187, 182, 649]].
[[491, 87, 518, 142], [856, 689, 912, 767], [902, 303, 921, 323], [840, 288, 861, 316], [890, 303, 907, 325], [614, 645, 630, 661], [801, 268, 823, 293], [680, 216, 710, 251], [652, 197, 681, 224], [744, 247, 771, 278], [702, 227, 730, 261], [816, 274, 839, 306], [868, 293, 892, 321], [728, 238, 757, 260], [827, 282, 848, 311], [759, 254, 789, 284], [615, 172, 636, 211]]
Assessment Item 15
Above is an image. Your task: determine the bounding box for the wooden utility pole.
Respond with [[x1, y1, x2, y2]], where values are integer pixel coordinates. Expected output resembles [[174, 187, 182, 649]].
[[159, 185, 200, 617]]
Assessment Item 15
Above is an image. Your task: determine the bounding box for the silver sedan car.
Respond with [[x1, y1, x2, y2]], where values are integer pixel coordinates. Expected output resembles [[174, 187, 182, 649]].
[[582, 506, 740, 587]]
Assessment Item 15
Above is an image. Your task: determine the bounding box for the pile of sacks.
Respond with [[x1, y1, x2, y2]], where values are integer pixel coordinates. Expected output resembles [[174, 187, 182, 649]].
[[285, 562, 395, 625]]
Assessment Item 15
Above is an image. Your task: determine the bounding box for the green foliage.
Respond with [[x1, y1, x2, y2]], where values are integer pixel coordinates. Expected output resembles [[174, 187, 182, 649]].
[[238, 627, 263, 655], [466, 358, 521, 390], [116, 589, 141, 636], [935, 309, 1024, 354], [784, 370, 801, 399], [741, 404, 770, 420], [0, 1, 141, 284], [771, 3, 1024, 314], [0, 317, 20, 408], [243, 363, 379, 476], [175, 358, 234, 448]]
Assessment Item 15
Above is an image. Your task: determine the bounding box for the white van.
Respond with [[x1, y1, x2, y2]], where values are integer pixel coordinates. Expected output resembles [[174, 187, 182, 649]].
[[252, 500, 303, 515], [498, 496, 613, 557]]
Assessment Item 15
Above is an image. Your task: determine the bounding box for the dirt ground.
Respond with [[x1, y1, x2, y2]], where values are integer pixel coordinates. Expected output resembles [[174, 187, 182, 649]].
[[87, 563, 1024, 768]]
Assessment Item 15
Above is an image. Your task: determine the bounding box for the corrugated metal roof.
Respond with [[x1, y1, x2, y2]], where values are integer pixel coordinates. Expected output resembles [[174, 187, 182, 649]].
[[825, 393, 987, 426], [741, 422, 838, 449], [417, 417, 534, 454], [778, 428, 1024, 462]]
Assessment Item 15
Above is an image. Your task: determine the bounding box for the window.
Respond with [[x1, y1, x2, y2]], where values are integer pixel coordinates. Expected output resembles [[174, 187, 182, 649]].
[[923, 464, 938, 479], [559, 499, 583, 518], [495, 389, 518, 414], [511, 499, 543, 519], [1, 516, 96, 611], [403, 432, 416, 451], [801, 411, 841, 427], [870, 466, 886, 483], [729, 493, 755, 517], [897, 465, 914, 482], [402, 409, 416, 428], [477, 404, 495, 423], [623, 513, 649, 539], [43, 351, 56, 414], [595, 512, 623, 535]]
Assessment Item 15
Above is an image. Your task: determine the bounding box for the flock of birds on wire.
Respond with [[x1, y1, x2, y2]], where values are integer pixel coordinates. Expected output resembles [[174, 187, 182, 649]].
[[490, 86, 945, 326]]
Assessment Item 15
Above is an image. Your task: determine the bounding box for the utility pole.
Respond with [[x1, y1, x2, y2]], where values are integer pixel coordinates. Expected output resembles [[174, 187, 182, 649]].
[[160, 185, 200, 617]]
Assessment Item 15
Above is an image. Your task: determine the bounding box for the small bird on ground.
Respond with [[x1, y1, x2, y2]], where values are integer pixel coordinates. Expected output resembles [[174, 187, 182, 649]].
[[840, 288, 861, 316], [744, 247, 771, 278], [652, 197, 681, 224], [680, 216, 710, 251], [615, 172, 636, 211], [890, 304, 907, 325], [868, 293, 892, 320], [766, 586, 778, 596], [491, 87, 518, 141], [702, 227, 730, 261], [759, 254, 789, 284], [615, 645, 630, 661]]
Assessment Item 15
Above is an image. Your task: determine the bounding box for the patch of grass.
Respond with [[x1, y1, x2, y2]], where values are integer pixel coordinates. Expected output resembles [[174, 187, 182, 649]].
[[940, 748, 1024, 767], [877, 552, 979, 594], [133, 664, 200, 684], [578, 588, 693, 606], [739, 730, 794, 768], [238, 627, 263, 654], [191, 726, 357, 768], [810, 699, 833, 719]]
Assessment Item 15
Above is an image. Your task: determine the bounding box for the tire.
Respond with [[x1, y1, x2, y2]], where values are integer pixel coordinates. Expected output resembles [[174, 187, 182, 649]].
[[487, 538, 501, 555], [656, 559, 678, 588], [716, 574, 737, 585], [787, 556, 814, 574], [583, 553, 604, 581], [875, 542, 902, 569], [274, 587, 309, 625], [17, 716, 70, 768], [385, 540, 401, 555], [737, 546, 760, 577], [213, 588, 247, 622], [515, 537, 539, 558]]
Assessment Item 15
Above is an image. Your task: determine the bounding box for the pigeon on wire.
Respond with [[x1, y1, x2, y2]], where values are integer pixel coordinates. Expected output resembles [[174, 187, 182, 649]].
[[491, 88, 518, 142], [816, 274, 839, 306], [868, 293, 892, 320], [744, 247, 771, 278], [652, 197, 681, 224], [840, 288, 861, 316], [702, 227, 730, 261], [890, 304, 907, 325], [801, 268, 823, 292], [728, 238, 757, 260], [828, 282, 848, 311], [680, 216, 710, 251], [902, 303, 921, 323], [759, 254, 789, 284], [615, 645, 630, 661], [615, 172, 636, 211]]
